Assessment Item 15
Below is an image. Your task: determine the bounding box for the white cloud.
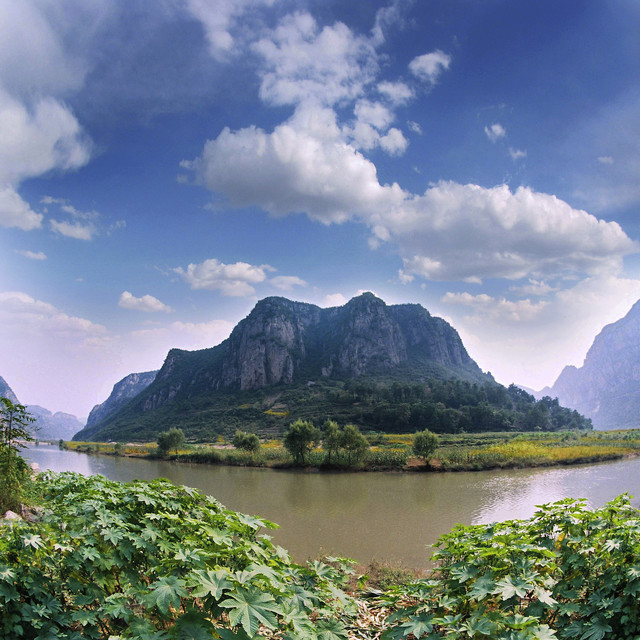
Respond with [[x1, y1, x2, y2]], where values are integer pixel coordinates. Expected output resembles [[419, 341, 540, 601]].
[[440, 276, 640, 390], [253, 12, 378, 108], [598, 156, 614, 165], [118, 291, 172, 313], [187, 106, 405, 224], [0, 185, 42, 230], [380, 127, 408, 155], [50, 219, 97, 241], [408, 50, 451, 84], [509, 147, 527, 160], [407, 120, 423, 135], [15, 249, 46, 260], [174, 258, 270, 296], [184, 0, 275, 60], [485, 123, 506, 143], [270, 275, 307, 291], [0, 89, 91, 186], [322, 293, 348, 307], [398, 269, 414, 284], [510, 279, 557, 297], [378, 80, 413, 105], [373, 181, 636, 282]]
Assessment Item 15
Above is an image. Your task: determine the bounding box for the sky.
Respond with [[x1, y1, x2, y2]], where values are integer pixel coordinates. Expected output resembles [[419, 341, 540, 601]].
[[2, 0, 640, 419]]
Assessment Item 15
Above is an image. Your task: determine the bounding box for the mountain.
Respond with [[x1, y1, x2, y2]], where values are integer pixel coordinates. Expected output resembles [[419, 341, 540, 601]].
[[74, 293, 590, 442], [0, 376, 20, 404], [26, 406, 83, 441], [543, 299, 640, 430], [74, 293, 490, 441], [85, 370, 158, 430]]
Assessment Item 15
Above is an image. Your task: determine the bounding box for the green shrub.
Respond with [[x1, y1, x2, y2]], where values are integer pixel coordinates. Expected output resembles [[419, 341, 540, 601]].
[[0, 472, 355, 639]]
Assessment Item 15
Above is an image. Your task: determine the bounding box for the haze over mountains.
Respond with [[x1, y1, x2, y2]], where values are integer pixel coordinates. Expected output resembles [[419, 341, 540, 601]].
[[542, 300, 640, 430], [0, 376, 83, 440]]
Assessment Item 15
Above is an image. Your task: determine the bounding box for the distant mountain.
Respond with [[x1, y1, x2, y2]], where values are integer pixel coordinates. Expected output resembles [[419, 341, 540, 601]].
[[73, 293, 591, 442], [543, 299, 640, 429], [85, 370, 158, 430], [0, 376, 19, 404], [26, 406, 83, 441], [0, 376, 82, 439], [74, 293, 491, 441]]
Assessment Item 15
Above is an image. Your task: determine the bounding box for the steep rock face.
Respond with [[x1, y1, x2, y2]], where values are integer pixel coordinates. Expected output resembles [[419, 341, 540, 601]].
[[87, 370, 158, 427], [546, 299, 640, 429], [0, 376, 20, 404], [26, 405, 83, 440]]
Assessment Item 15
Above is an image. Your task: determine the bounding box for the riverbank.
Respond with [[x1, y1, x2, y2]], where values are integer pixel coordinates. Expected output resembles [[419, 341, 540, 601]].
[[61, 428, 640, 473]]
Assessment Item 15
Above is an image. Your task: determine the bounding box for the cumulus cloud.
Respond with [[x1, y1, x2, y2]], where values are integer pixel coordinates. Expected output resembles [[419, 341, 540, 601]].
[[174, 258, 270, 296], [253, 12, 378, 108], [270, 275, 307, 291], [0, 186, 42, 230], [509, 147, 527, 160], [378, 80, 413, 105], [15, 249, 46, 260], [598, 156, 614, 165], [372, 181, 636, 282], [408, 50, 451, 84], [50, 219, 97, 241], [187, 107, 405, 224], [118, 291, 172, 313], [485, 123, 506, 143], [184, 0, 275, 60], [322, 293, 348, 307]]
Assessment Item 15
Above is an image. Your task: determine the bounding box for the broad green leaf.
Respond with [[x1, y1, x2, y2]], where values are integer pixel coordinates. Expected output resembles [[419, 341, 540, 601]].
[[190, 569, 231, 600], [219, 587, 281, 636], [316, 618, 348, 640], [579, 619, 613, 640], [147, 576, 188, 614]]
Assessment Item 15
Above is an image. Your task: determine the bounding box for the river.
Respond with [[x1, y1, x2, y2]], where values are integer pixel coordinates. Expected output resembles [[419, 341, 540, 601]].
[[22, 444, 640, 568]]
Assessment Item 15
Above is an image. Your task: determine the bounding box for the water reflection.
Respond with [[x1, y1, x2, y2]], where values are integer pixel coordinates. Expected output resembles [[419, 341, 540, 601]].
[[22, 445, 640, 568]]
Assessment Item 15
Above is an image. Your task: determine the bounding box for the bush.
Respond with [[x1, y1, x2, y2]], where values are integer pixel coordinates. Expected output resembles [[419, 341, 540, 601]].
[[232, 429, 261, 453], [0, 472, 355, 639], [156, 427, 185, 457], [412, 429, 439, 464], [382, 494, 640, 639]]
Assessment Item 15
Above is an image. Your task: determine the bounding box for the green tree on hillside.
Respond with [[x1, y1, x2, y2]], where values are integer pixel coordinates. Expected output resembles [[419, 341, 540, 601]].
[[284, 419, 320, 464], [156, 427, 185, 457]]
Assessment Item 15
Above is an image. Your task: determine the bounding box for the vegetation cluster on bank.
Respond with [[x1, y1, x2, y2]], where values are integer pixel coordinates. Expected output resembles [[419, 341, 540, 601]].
[[3, 471, 640, 640], [65, 424, 640, 473]]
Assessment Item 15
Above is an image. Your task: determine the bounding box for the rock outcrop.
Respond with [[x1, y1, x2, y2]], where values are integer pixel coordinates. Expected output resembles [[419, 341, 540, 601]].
[[0, 376, 19, 404], [26, 406, 83, 441], [86, 370, 158, 428]]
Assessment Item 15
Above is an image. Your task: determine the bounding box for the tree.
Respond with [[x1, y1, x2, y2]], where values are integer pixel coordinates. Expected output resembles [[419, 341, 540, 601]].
[[412, 429, 439, 465], [232, 430, 261, 453], [156, 427, 185, 457], [283, 419, 320, 465], [0, 398, 35, 512], [322, 419, 342, 464], [340, 424, 369, 465]]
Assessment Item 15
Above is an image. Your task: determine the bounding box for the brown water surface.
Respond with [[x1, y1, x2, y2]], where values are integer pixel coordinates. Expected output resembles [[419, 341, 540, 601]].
[[23, 444, 640, 568]]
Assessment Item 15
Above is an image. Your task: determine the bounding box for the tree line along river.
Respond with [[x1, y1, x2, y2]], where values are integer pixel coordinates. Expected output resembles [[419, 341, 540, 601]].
[[22, 444, 640, 568]]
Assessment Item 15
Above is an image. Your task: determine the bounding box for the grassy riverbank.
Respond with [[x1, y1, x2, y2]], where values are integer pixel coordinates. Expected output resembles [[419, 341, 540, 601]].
[[63, 428, 640, 472]]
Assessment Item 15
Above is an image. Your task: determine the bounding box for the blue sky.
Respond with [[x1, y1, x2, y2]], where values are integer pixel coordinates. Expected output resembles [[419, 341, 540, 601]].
[[2, 0, 640, 418]]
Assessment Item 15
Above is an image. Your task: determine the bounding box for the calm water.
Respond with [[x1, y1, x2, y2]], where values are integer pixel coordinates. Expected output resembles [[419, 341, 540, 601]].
[[22, 444, 640, 568]]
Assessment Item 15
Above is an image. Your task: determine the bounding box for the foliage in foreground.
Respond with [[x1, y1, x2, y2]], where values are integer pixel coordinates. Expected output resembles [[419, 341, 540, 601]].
[[0, 472, 355, 639], [0, 398, 35, 513], [379, 494, 640, 640]]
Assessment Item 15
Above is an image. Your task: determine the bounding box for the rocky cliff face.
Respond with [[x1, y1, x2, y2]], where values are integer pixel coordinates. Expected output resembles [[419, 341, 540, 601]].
[[86, 370, 158, 428], [0, 376, 20, 404], [545, 299, 640, 429], [127, 293, 483, 412]]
